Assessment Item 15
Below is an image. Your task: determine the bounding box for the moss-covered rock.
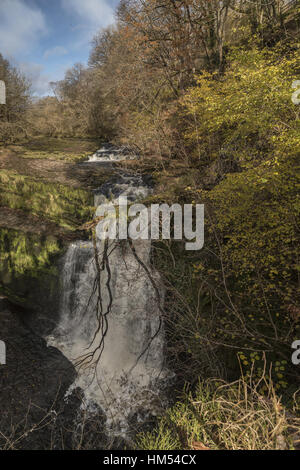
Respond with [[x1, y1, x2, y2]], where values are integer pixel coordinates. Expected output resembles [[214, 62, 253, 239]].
[[0, 228, 66, 333], [0, 170, 94, 231]]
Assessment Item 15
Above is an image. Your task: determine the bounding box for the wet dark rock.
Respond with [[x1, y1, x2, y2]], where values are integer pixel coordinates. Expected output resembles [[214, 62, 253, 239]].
[[0, 305, 82, 450]]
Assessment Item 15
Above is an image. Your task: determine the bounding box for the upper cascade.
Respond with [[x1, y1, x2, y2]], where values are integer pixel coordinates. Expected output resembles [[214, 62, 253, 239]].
[[88, 144, 139, 162]]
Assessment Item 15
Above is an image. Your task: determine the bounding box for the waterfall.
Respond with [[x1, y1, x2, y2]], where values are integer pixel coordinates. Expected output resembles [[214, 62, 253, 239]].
[[88, 144, 139, 162], [47, 150, 170, 435]]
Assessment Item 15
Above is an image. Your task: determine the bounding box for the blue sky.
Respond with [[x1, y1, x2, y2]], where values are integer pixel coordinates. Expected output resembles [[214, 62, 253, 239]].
[[0, 0, 120, 95]]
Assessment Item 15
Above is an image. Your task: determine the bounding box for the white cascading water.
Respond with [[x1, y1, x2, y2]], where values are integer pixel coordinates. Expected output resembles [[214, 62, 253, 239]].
[[47, 149, 169, 435], [88, 144, 139, 162]]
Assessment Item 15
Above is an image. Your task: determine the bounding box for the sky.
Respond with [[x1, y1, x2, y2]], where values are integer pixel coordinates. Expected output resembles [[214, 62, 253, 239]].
[[0, 0, 120, 96]]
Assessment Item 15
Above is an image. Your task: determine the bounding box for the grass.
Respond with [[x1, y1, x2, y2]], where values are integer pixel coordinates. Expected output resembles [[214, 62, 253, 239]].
[[137, 376, 300, 450], [6, 137, 102, 162], [0, 170, 94, 231], [20, 150, 90, 163]]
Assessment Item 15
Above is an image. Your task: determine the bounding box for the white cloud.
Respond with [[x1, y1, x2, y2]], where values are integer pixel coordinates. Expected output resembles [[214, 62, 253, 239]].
[[62, 0, 114, 27], [16, 59, 75, 97], [44, 46, 68, 60], [0, 0, 47, 57], [62, 0, 115, 46], [18, 62, 51, 96]]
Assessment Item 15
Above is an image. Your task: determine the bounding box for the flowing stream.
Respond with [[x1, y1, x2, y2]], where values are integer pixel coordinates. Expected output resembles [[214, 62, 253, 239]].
[[47, 146, 169, 435], [88, 144, 139, 162]]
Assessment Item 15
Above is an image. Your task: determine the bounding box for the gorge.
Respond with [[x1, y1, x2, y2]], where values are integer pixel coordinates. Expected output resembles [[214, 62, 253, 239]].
[[0, 144, 170, 448]]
